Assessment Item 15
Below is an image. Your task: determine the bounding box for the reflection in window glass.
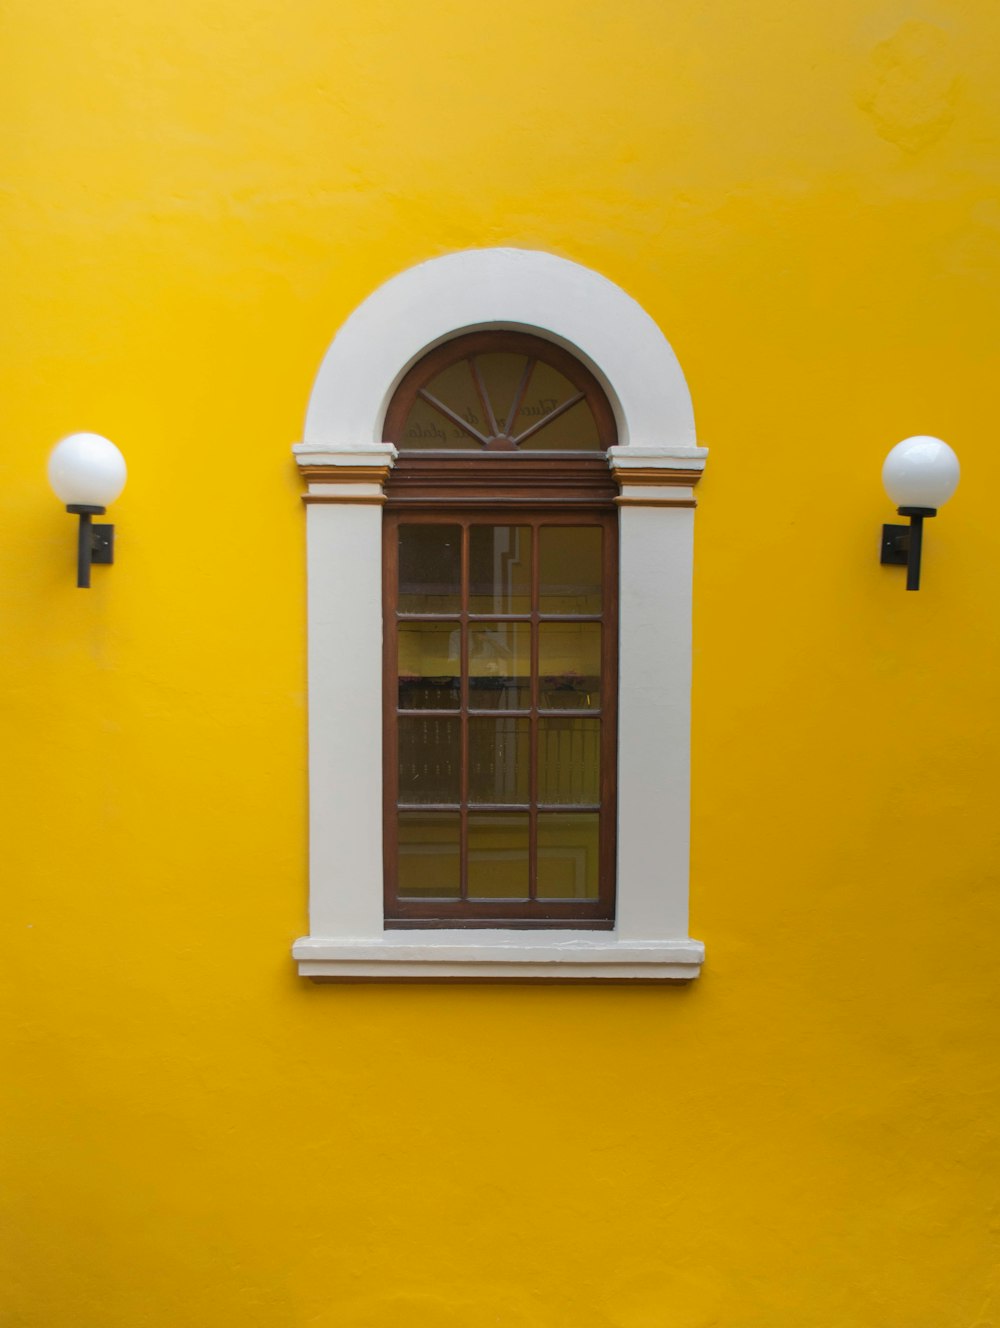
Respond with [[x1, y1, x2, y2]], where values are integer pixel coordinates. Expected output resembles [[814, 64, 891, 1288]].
[[468, 623, 530, 710], [468, 813, 529, 899], [539, 527, 602, 614], [469, 526, 531, 613], [469, 718, 530, 804], [537, 813, 599, 900], [539, 623, 601, 709], [398, 812, 460, 898], [397, 717, 460, 804], [398, 623, 460, 709], [538, 718, 600, 804], [398, 525, 461, 613]]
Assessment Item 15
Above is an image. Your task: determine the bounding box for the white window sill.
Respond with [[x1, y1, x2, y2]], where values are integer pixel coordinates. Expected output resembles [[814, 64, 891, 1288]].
[[292, 933, 704, 982]]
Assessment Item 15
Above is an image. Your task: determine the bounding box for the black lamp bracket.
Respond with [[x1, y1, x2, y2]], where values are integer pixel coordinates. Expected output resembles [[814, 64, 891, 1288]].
[[880, 506, 936, 592], [66, 504, 114, 589]]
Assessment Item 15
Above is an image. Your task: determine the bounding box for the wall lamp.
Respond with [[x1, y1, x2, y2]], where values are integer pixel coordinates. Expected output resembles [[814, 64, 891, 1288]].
[[48, 433, 127, 588], [880, 436, 960, 591]]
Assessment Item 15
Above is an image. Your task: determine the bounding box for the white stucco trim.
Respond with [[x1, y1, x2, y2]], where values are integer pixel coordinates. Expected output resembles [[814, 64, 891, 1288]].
[[293, 248, 706, 982], [292, 935, 705, 982], [606, 444, 708, 471], [293, 443, 397, 466], [302, 248, 695, 451]]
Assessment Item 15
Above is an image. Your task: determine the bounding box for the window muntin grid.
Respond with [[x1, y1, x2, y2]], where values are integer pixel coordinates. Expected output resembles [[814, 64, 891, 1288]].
[[384, 514, 617, 927], [383, 331, 617, 454]]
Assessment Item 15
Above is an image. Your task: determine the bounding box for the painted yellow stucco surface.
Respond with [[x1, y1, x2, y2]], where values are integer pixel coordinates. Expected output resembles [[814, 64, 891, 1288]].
[[3, 1, 1000, 1324]]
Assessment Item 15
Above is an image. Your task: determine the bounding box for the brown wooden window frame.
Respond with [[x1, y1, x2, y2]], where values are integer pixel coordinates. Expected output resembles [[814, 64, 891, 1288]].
[[383, 329, 617, 454], [382, 331, 619, 930]]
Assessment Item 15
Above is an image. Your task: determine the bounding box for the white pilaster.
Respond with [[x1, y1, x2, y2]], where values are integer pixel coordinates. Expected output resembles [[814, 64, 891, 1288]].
[[300, 445, 395, 940]]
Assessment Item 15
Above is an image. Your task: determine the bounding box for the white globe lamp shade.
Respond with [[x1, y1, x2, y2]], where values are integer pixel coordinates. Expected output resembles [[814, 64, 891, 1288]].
[[882, 436, 959, 511], [48, 433, 127, 507]]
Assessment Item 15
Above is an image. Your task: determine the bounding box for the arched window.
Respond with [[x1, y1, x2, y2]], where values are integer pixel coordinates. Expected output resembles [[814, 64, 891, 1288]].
[[292, 248, 707, 982], [385, 330, 615, 453], [381, 333, 618, 927]]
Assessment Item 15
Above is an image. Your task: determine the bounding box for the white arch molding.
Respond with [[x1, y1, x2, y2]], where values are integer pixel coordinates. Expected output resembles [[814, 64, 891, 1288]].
[[292, 249, 708, 982], [300, 248, 699, 453]]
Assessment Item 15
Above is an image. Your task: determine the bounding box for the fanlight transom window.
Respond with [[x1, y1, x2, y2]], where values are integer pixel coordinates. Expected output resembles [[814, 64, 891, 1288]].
[[384, 331, 616, 453]]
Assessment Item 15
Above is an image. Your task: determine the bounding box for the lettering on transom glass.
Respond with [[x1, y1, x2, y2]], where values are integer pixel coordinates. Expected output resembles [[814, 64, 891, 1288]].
[[384, 331, 617, 455]]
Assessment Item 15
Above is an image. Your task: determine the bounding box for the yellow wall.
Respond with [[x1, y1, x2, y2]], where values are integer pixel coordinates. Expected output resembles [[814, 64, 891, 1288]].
[[3, 2, 1000, 1324]]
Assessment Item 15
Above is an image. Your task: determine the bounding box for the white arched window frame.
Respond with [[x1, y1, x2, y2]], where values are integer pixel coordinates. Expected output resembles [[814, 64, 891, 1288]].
[[292, 249, 708, 981]]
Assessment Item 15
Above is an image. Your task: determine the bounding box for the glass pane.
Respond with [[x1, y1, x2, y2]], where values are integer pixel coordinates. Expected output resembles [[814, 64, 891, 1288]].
[[475, 353, 530, 434], [469, 718, 530, 804], [397, 812, 460, 898], [422, 359, 489, 441], [513, 360, 601, 450], [398, 623, 460, 710], [510, 360, 577, 439], [399, 398, 475, 450], [468, 813, 529, 899], [538, 718, 600, 804], [539, 527, 602, 614], [398, 717, 459, 804], [537, 812, 599, 900], [469, 525, 531, 613], [517, 398, 601, 451], [398, 525, 460, 613], [539, 623, 601, 709], [468, 623, 530, 709]]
